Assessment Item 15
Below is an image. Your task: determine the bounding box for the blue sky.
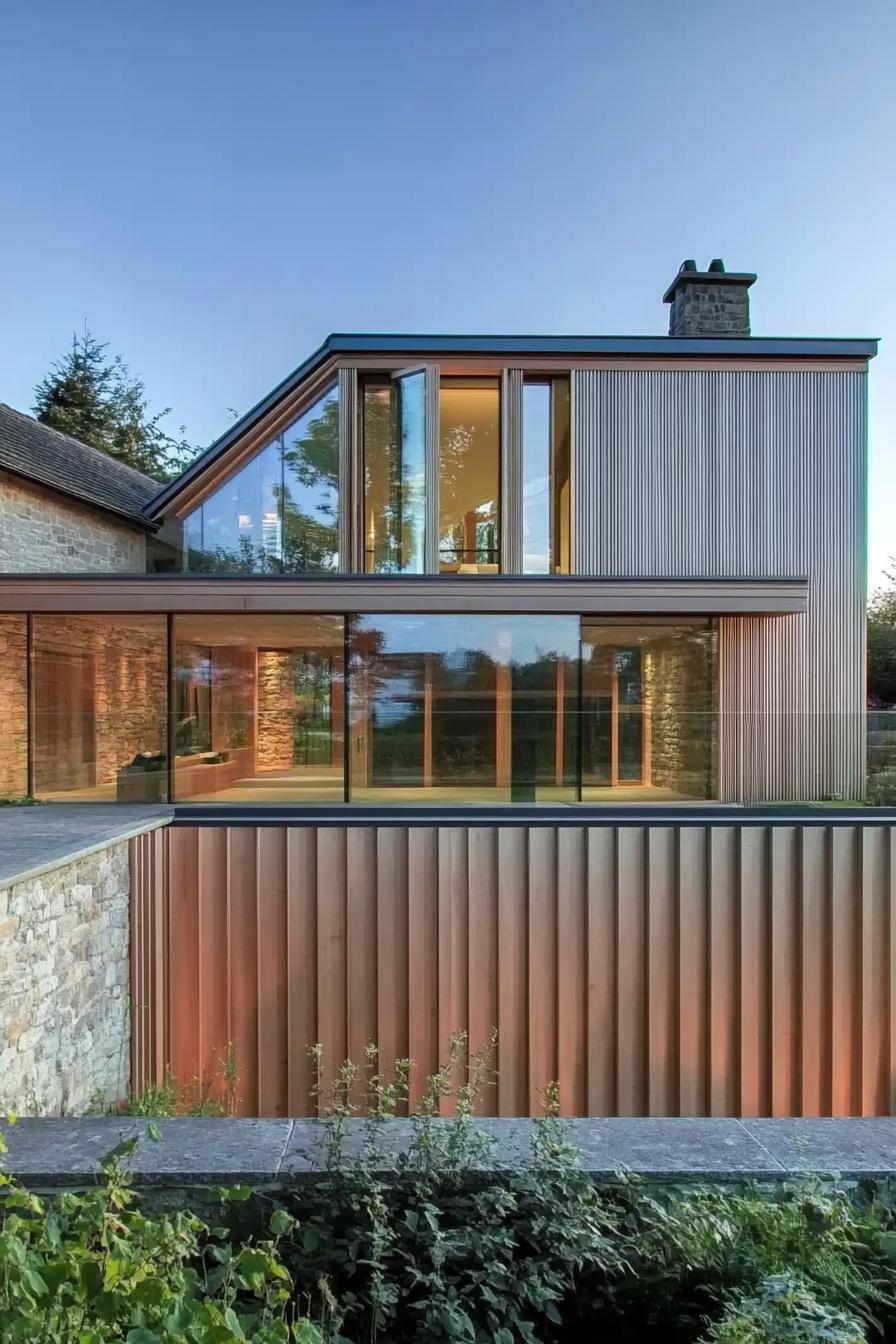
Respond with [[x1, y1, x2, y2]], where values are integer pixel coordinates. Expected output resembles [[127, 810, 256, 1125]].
[[2, 0, 893, 585]]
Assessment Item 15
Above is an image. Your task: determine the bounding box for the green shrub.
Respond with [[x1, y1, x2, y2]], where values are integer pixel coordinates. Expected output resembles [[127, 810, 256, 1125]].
[[588, 1180, 896, 1340], [704, 1274, 866, 1343], [0, 1121, 324, 1343], [280, 1036, 623, 1342]]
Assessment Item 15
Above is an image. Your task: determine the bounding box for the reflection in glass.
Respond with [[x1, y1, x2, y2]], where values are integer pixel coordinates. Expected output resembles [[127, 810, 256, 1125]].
[[439, 378, 500, 572], [349, 614, 578, 803], [522, 378, 570, 574], [172, 615, 344, 803], [31, 615, 168, 802], [363, 373, 426, 573], [581, 620, 717, 800], [183, 387, 339, 573], [0, 616, 28, 797]]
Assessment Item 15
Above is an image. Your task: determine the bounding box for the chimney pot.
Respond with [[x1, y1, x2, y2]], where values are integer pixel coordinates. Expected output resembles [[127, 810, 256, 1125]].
[[708, 258, 726, 272]]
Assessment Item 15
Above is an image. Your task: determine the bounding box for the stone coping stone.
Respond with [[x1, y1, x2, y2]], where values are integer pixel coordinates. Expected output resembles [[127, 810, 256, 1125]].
[[5, 1116, 896, 1188], [0, 1117, 293, 1186], [0, 805, 172, 888]]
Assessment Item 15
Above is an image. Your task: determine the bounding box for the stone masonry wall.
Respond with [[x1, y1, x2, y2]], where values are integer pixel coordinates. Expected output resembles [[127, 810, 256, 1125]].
[[0, 615, 27, 795], [256, 650, 294, 770], [0, 470, 146, 572], [0, 841, 130, 1114]]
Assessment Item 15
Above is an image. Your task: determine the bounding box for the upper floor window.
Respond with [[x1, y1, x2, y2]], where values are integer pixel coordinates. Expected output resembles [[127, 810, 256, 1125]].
[[438, 377, 500, 573], [522, 377, 570, 574], [183, 386, 339, 573], [362, 372, 502, 575], [363, 372, 426, 574]]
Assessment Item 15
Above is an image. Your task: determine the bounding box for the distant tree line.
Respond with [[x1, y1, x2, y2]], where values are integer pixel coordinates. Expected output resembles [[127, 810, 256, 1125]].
[[869, 558, 896, 706]]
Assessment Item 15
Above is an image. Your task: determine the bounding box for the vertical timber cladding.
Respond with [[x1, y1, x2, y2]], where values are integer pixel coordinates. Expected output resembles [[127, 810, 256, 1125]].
[[572, 368, 867, 801], [132, 820, 896, 1119]]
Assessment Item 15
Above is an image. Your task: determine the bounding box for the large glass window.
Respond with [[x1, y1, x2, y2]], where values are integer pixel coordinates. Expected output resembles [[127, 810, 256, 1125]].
[[172, 615, 344, 803], [13, 612, 718, 808], [0, 616, 28, 798], [31, 616, 168, 802], [349, 614, 578, 803], [439, 378, 500, 572], [522, 377, 571, 574], [581, 620, 717, 801], [183, 387, 339, 573], [363, 372, 427, 573]]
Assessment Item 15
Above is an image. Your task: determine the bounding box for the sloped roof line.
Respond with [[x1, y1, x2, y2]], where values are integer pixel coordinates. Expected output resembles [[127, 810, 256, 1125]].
[[0, 403, 159, 527]]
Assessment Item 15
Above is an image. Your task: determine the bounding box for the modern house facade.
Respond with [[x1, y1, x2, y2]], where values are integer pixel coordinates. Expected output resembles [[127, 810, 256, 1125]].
[[0, 261, 874, 809], [3, 261, 895, 1123]]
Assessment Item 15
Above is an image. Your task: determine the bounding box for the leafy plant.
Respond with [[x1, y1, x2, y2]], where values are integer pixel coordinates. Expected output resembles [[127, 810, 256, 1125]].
[[281, 1035, 623, 1342], [703, 1274, 866, 1343], [0, 1119, 324, 1342], [123, 1049, 240, 1117]]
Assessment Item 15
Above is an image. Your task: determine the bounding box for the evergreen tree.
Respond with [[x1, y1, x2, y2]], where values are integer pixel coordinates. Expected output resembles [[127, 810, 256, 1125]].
[[32, 329, 196, 482]]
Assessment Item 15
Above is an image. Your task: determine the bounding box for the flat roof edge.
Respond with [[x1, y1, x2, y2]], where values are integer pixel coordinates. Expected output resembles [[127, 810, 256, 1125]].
[[145, 332, 877, 519]]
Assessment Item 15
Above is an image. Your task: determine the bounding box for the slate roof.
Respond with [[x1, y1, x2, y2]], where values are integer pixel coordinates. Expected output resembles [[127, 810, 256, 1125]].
[[0, 404, 159, 527]]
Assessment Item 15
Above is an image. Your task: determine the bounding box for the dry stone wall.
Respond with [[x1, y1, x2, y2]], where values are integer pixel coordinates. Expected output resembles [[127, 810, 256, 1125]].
[[0, 841, 130, 1114]]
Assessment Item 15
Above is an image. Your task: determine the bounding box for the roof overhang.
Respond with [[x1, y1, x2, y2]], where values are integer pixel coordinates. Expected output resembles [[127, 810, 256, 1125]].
[[0, 462, 157, 532], [145, 332, 878, 520], [0, 575, 809, 616]]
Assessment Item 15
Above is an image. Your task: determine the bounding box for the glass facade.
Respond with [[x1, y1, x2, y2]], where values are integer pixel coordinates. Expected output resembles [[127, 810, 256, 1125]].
[[2, 614, 721, 806], [349, 614, 578, 803], [30, 615, 168, 802], [172, 615, 344, 803], [363, 373, 427, 573], [183, 387, 339, 573], [522, 378, 570, 574], [581, 620, 717, 801], [438, 378, 501, 572]]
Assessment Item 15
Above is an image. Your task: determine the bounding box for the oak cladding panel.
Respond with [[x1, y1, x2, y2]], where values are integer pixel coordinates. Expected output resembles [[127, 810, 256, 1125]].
[[131, 820, 896, 1119], [572, 368, 866, 801]]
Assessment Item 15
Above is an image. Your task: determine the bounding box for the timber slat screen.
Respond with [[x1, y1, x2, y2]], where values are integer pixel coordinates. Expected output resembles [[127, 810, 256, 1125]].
[[131, 822, 896, 1118]]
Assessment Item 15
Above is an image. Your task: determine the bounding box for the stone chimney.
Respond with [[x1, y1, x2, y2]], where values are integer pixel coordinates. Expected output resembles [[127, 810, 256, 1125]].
[[663, 258, 757, 336]]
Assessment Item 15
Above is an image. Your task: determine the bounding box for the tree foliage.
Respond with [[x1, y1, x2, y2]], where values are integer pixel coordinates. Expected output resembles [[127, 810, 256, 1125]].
[[32, 330, 197, 483], [869, 557, 896, 706]]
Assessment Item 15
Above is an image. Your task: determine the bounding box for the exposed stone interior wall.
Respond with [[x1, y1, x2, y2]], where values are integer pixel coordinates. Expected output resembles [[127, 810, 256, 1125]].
[[0, 471, 146, 572], [257, 650, 294, 770], [0, 841, 130, 1114], [645, 630, 718, 797], [32, 617, 167, 793], [0, 615, 27, 795]]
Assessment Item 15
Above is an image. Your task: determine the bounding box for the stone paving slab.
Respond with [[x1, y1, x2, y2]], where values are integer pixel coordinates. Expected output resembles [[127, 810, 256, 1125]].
[[0, 805, 171, 887], [742, 1118, 896, 1177], [6, 1117, 896, 1188], [281, 1117, 783, 1178], [0, 1117, 294, 1186]]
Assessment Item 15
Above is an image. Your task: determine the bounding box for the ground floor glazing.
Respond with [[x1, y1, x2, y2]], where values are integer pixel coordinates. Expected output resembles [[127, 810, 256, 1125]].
[[0, 612, 718, 805]]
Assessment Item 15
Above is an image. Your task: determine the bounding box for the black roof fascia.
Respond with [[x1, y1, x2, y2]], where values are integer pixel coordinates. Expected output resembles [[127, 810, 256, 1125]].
[[145, 332, 879, 520]]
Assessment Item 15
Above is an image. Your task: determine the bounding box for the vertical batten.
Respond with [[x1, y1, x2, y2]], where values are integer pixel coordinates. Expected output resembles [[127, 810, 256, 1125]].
[[337, 368, 358, 572], [500, 369, 524, 573], [135, 818, 896, 1121]]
